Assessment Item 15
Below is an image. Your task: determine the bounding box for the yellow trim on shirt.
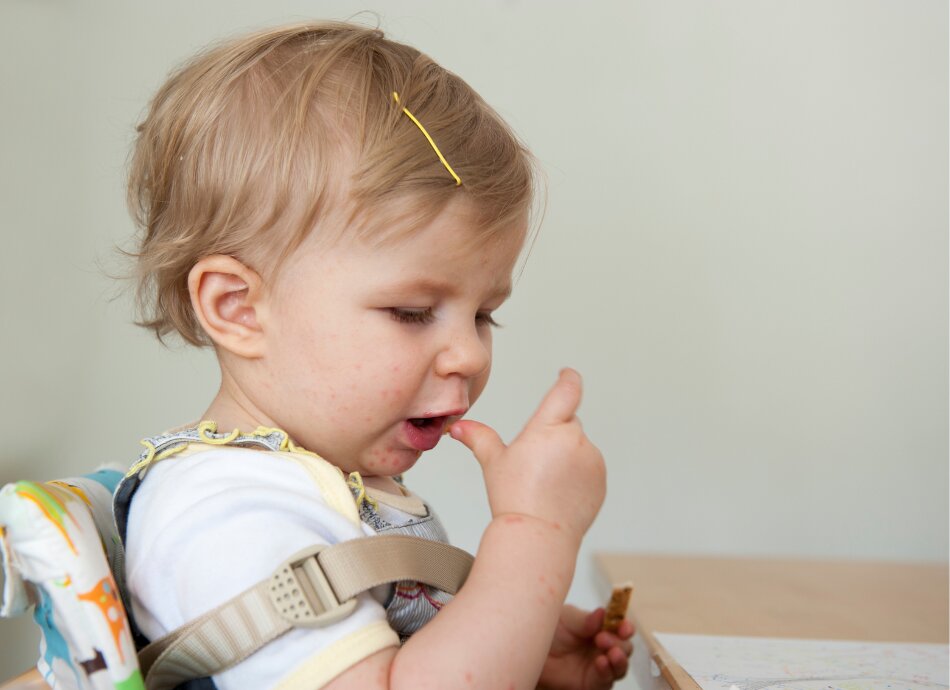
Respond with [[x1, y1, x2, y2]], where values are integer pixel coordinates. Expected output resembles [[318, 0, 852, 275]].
[[274, 620, 399, 690], [283, 451, 361, 527]]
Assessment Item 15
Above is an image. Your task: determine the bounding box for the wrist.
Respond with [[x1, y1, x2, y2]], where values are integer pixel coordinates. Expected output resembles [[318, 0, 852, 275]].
[[489, 511, 585, 550], [479, 513, 580, 590], [490, 511, 579, 540]]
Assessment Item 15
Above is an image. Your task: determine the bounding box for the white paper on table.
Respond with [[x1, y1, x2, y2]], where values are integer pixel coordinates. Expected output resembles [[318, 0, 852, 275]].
[[653, 633, 949, 690]]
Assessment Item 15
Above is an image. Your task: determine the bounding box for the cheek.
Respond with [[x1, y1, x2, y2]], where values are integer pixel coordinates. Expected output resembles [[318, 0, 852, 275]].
[[469, 329, 493, 401], [468, 360, 492, 406]]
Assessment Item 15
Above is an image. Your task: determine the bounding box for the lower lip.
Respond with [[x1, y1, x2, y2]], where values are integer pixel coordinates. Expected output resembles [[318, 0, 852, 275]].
[[402, 418, 446, 451]]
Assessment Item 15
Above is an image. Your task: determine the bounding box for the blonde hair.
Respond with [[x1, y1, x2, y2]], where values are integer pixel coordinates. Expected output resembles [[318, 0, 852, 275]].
[[128, 20, 536, 345]]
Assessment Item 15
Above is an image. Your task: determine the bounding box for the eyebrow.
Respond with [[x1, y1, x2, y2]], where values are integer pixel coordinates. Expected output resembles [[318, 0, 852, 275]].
[[382, 277, 512, 301]]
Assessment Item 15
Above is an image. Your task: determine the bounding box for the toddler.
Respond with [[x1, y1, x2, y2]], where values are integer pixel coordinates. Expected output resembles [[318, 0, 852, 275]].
[[119, 20, 633, 690]]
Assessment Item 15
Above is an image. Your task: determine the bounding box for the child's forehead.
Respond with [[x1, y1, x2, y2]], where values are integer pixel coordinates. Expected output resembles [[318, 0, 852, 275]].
[[355, 215, 525, 271], [304, 192, 527, 255], [273, 197, 526, 292], [260, 192, 529, 306], [370, 215, 527, 257]]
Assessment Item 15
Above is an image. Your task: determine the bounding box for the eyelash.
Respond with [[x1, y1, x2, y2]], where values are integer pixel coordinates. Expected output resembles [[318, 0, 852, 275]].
[[390, 308, 436, 325], [389, 308, 501, 328]]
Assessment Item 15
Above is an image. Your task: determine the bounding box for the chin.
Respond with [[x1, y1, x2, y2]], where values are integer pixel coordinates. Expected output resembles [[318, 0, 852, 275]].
[[367, 448, 422, 477]]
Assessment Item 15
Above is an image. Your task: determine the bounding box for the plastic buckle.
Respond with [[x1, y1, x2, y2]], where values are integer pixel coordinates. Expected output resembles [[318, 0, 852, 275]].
[[268, 544, 357, 627]]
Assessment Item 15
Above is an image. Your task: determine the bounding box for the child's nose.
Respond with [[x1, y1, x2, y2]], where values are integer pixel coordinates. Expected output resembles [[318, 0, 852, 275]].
[[434, 324, 491, 380]]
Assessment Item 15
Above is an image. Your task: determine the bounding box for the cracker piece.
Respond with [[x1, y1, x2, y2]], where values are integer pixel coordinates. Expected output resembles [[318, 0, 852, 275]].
[[602, 582, 633, 633]]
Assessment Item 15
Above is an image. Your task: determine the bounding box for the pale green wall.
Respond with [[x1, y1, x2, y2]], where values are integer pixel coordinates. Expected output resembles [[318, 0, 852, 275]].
[[1, 0, 946, 683]]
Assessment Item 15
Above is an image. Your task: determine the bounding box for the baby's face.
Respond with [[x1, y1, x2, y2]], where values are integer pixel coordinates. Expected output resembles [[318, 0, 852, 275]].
[[254, 197, 525, 477]]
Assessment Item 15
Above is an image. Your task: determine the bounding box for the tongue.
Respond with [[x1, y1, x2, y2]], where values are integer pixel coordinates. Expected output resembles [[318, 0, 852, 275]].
[[404, 418, 443, 451]]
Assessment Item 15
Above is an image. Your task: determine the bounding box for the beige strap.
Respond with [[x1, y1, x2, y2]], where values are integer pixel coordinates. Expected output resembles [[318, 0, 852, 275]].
[[139, 535, 473, 690], [320, 533, 473, 600]]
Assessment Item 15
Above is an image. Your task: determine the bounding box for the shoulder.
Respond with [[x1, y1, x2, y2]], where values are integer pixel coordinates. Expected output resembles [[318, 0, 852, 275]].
[[125, 446, 398, 688], [132, 444, 359, 524], [125, 447, 369, 615], [136, 444, 329, 490], [128, 446, 363, 545]]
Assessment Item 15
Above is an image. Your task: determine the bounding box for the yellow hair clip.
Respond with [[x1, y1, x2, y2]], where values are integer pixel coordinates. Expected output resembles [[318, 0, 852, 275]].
[[393, 91, 462, 186]]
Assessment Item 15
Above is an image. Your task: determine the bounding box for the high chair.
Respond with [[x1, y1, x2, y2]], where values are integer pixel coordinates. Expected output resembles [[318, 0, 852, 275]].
[[1, 468, 472, 690], [0, 470, 139, 690]]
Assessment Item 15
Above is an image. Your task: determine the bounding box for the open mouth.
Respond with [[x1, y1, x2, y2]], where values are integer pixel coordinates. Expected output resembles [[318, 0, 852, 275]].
[[409, 416, 443, 428], [403, 415, 450, 451]]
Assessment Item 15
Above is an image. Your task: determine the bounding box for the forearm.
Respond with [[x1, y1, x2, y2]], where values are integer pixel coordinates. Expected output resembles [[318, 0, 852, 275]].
[[390, 516, 579, 690]]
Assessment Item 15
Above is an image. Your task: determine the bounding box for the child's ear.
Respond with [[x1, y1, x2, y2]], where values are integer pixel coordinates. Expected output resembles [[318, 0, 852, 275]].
[[188, 255, 266, 358]]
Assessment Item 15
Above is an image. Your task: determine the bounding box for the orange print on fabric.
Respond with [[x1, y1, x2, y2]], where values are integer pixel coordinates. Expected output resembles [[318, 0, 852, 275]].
[[77, 577, 130, 663]]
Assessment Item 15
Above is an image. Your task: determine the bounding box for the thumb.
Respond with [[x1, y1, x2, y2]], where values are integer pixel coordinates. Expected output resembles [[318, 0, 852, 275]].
[[449, 419, 506, 468], [559, 604, 604, 639], [531, 368, 583, 426]]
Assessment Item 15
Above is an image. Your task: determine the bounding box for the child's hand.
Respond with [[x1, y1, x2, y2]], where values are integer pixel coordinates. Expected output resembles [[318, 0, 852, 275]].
[[537, 604, 635, 690], [449, 369, 606, 542]]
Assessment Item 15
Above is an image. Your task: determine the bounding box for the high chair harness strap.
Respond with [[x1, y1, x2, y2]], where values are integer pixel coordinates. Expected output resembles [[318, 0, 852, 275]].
[[138, 534, 474, 690]]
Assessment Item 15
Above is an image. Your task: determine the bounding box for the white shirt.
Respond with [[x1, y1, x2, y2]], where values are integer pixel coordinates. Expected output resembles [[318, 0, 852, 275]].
[[125, 446, 399, 690]]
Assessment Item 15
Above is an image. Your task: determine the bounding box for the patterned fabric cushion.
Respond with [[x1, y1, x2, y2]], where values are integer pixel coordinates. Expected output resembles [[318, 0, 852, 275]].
[[0, 470, 144, 690]]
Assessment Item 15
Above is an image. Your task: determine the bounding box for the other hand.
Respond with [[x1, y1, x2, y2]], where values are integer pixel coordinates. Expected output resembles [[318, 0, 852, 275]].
[[536, 604, 635, 690]]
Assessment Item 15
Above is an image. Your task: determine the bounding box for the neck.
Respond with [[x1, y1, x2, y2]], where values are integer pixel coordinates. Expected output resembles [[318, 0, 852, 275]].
[[202, 365, 280, 435]]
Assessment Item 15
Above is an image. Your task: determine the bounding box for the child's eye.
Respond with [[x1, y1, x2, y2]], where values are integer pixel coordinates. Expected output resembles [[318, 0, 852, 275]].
[[390, 307, 435, 325], [477, 312, 502, 328]]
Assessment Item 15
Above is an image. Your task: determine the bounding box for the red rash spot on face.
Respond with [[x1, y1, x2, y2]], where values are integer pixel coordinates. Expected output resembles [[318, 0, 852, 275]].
[[503, 515, 524, 525], [464, 671, 473, 684]]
